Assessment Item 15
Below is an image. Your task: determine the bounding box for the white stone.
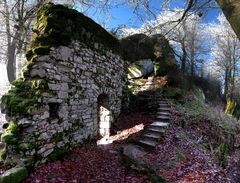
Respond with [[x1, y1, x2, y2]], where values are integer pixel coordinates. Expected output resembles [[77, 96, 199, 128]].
[[48, 83, 61, 90], [30, 69, 46, 78], [58, 46, 73, 61], [38, 132, 49, 140], [53, 74, 61, 80], [61, 83, 69, 91], [40, 111, 49, 119], [58, 91, 69, 99]]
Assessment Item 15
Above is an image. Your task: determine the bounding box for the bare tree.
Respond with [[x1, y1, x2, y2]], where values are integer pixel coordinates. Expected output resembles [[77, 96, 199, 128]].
[[210, 15, 240, 98], [0, 0, 49, 83]]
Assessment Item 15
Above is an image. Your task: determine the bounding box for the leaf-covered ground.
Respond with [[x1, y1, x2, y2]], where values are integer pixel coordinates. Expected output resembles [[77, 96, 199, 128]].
[[23, 112, 153, 183], [10, 111, 240, 182]]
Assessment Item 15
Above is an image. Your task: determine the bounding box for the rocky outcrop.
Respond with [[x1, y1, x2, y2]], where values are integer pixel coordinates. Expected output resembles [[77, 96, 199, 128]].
[[121, 33, 177, 78], [120, 34, 155, 62], [128, 59, 154, 79], [216, 0, 240, 40], [0, 3, 126, 175]]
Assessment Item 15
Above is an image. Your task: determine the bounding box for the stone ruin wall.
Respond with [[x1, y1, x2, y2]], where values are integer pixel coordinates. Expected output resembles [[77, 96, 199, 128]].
[[20, 42, 125, 166], [0, 3, 126, 170]]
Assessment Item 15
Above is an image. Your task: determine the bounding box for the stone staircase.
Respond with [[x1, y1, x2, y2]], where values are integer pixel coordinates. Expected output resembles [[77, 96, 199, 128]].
[[123, 98, 171, 162], [135, 99, 170, 149]]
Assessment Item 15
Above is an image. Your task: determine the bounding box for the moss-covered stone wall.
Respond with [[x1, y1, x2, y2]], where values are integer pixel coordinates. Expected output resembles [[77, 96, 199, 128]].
[[0, 3, 126, 181]]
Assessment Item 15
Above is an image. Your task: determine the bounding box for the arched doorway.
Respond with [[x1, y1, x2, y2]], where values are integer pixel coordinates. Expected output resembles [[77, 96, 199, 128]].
[[97, 94, 111, 138]]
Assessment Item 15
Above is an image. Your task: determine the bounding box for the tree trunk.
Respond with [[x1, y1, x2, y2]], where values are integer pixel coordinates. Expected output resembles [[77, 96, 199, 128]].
[[7, 44, 17, 83], [181, 42, 187, 72], [224, 68, 229, 97], [190, 47, 195, 77], [216, 0, 240, 40]]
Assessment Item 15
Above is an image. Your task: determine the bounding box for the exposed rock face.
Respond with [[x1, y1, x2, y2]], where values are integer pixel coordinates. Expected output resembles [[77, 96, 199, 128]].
[[0, 3, 126, 171], [121, 33, 177, 80], [128, 59, 154, 79], [120, 34, 155, 62], [216, 0, 240, 40], [120, 33, 175, 63]]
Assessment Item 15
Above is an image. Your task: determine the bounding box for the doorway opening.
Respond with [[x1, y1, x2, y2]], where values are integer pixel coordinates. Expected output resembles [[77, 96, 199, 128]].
[[97, 93, 111, 138]]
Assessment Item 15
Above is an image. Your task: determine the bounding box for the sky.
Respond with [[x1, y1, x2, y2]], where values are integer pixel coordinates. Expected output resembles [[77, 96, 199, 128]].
[[78, 0, 222, 30]]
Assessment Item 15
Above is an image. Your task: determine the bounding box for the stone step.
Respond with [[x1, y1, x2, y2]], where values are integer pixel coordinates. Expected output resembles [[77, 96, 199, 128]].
[[156, 112, 171, 116], [156, 115, 170, 120], [142, 132, 163, 140], [146, 126, 166, 133], [157, 107, 171, 112], [137, 139, 157, 148], [141, 135, 159, 142], [158, 100, 167, 103], [158, 103, 169, 106], [155, 112, 171, 117], [155, 118, 169, 122], [150, 121, 169, 127]]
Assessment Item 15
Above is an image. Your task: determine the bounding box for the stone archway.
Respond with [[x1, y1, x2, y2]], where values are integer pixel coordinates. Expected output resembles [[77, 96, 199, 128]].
[[97, 94, 112, 138]]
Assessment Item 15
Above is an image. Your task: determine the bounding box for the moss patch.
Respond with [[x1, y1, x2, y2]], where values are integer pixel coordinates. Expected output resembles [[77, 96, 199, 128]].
[[1, 77, 48, 116], [1, 133, 18, 145], [49, 148, 68, 161], [0, 147, 7, 162], [0, 166, 28, 183], [6, 120, 19, 134], [31, 3, 120, 53]]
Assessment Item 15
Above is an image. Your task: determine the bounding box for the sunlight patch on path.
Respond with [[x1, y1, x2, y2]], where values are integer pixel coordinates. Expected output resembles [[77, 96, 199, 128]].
[[97, 123, 145, 145]]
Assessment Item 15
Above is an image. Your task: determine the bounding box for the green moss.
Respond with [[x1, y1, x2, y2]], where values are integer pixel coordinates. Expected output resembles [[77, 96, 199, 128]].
[[31, 79, 48, 90], [22, 60, 36, 77], [2, 77, 44, 116], [0, 166, 28, 183], [6, 120, 19, 134], [96, 68, 104, 76], [18, 143, 39, 151], [95, 81, 103, 88], [162, 87, 186, 100], [49, 148, 68, 161], [214, 143, 229, 168], [32, 46, 50, 56], [1, 133, 18, 145], [32, 3, 120, 53], [25, 50, 34, 61], [0, 147, 7, 162], [20, 157, 34, 170], [53, 132, 64, 142]]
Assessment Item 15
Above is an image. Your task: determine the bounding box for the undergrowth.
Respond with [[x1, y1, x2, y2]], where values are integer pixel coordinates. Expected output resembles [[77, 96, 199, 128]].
[[170, 87, 239, 168]]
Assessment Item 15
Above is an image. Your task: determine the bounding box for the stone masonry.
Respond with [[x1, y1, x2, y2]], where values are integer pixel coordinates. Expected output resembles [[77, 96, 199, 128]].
[[0, 3, 126, 172]]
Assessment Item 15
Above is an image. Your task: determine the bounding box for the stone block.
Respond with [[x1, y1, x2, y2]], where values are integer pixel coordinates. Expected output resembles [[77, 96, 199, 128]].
[[48, 83, 61, 90], [58, 91, 69, 99], [0, 166, 28, 183], [30, 69, 46, 78], [60, 83, 69, 91]]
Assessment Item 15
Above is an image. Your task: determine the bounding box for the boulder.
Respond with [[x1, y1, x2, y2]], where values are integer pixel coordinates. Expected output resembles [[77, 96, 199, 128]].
[[0, 166, 28, 183], [120, 34, 155, 62], [138, 59, 154, 77], [128, 59, 154, 79], [123, 144, 147, 162], [121, 33, 178, 79]]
